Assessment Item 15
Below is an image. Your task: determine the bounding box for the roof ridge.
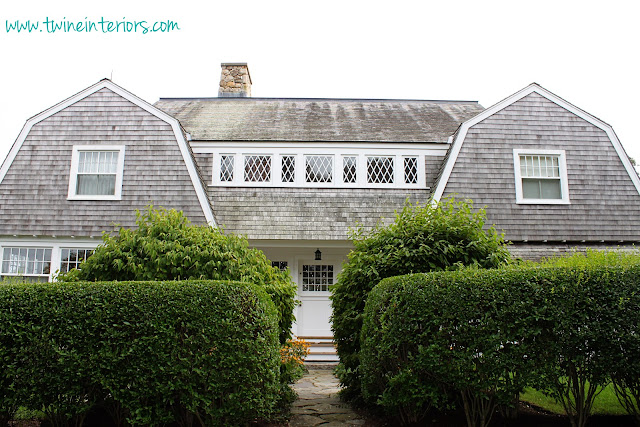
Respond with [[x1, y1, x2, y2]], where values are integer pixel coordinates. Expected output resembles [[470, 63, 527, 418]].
[[156, 97, 480, 104]]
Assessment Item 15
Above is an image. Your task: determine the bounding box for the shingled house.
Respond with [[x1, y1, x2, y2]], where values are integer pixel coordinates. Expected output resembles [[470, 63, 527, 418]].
[[2, 63, 639, 359]]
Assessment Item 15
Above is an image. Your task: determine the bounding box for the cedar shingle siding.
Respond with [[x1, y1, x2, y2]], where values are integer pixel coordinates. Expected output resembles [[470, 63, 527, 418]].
[[439, 92, 640, 242], [0, 88, 207, 236], [209, 187, 428, 240]]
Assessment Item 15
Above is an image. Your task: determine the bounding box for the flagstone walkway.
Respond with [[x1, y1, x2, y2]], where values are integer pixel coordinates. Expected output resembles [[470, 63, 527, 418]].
[[289, 367, 368, 426]]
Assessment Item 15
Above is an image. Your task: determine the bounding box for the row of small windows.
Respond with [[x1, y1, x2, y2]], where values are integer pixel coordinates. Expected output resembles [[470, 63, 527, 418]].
[[0, 247, 94, 282], [219, 154, 419, 185]]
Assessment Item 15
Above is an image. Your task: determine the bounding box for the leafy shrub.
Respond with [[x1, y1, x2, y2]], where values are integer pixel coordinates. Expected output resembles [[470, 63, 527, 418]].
[[0, 280, 281, 426], [361, 268, 549, 426], [330, 198, 510, 399], [57, 207, 296, 344], [360, 251, 640, 427], [536, 251, 640, 427]]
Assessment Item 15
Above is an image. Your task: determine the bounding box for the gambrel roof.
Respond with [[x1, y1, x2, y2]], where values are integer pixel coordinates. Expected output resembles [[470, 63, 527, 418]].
[[0, 80, 216, 237], [432, 83, 640, 201], [431, 83, 640, 243], [154, 97, 484, 143]]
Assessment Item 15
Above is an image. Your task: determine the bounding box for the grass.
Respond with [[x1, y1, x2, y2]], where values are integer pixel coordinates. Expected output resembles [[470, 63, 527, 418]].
[[520, 383, 627, 416]]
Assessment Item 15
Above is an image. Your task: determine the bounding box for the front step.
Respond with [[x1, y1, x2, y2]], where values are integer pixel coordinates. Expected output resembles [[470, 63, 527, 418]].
[[297, 336, 338, 363]]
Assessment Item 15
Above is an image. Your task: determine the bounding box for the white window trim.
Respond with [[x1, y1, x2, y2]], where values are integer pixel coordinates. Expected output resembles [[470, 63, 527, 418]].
[[513, 149, 570, 204], [1, 240, 99, 282], [67, 145, 126, 201], [210, 147, 429, 189]]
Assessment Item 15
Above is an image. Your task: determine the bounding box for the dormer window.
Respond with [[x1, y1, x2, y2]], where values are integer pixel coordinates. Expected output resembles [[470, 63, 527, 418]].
[[68, 145, 125, 200], [513, 149, 569, 204], [211, 149, 429, 188]]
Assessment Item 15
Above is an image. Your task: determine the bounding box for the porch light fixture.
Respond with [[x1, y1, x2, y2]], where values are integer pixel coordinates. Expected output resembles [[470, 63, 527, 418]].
[[315, 249, 322, 261]]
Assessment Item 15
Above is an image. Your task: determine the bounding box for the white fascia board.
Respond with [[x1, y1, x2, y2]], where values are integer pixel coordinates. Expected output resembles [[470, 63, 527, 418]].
[[0, 80, 216, 227], [248, 239, 354, 249], [431, 83, 640, 202], [190, 141, 450, 153]]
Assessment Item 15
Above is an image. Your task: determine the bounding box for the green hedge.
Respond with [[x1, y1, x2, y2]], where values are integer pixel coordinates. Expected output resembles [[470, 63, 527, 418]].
[[57, 207, 297, 345], [330, 199, 510, 400], [0, 280, 281, 426], [360, 254, 640, 427]]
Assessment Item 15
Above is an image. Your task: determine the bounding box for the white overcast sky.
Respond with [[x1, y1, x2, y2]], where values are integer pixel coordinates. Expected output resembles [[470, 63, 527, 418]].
[[1, 1, 639, 164]]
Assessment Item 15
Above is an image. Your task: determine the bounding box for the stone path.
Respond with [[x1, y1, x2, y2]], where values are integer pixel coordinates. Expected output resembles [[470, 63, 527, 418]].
[[289, 367, 367, 426]]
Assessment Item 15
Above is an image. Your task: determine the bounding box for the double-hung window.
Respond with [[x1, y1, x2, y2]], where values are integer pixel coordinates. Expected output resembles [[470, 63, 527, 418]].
[[68, 145, 125, 200], [513, 149, 569, 204]]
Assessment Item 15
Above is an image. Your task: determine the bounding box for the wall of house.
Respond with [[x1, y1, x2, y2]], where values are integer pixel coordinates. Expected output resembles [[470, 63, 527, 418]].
[[209, 187, 429, 240], [425, 154, 446, 188], [0, 88, 208, 237], [441, 92, 640, 242]]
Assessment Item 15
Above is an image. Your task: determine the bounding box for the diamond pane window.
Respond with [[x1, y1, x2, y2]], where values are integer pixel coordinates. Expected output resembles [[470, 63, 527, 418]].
[[244, 155, 272, 182], [1, 247, 52, 279], [367, 156, 394, 184], [60, 248, 94, 273], [343, 156, 357, 183], [404, 157, 418, 184], [281, 156, 296, 183], [519, 155, 562, 199], [220, 155, 234, 182], [301, 264, 334, 292], [76, 151, 118, 195], [305, 156, 333, 183]]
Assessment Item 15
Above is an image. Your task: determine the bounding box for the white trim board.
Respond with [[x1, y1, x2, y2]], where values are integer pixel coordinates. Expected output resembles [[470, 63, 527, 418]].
[[0, 79, 216, 226], [431, 83, 640, 202]]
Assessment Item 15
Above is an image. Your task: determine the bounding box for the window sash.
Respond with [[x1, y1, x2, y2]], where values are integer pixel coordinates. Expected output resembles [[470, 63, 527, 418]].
[[1, 247, 52, 276], [75, 151, 119, 196], [519, 155, 560, 178], [305, 156, 333, 183], [404, 157, 418, 184], [60, 248, 94, 273], [367, 156, 394, 184], [281, 156, 296, 183], [522, 178, 562, 199], [220, 155, 234, 182], [343, 156, 357, 183], [244, 155, 272, 182], [301, 264, 334, 292]]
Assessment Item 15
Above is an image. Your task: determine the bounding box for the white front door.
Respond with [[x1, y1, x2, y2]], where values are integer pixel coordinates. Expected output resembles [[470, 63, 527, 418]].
[[296, 260, 340, 337]]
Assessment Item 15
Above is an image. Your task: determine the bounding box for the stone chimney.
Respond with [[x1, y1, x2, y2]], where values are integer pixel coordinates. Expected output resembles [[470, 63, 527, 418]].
[[218, 63, 252, 97]]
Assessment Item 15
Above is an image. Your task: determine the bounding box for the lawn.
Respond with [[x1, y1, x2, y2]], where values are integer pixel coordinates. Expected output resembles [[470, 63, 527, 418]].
[[520, 383, 627, 416]]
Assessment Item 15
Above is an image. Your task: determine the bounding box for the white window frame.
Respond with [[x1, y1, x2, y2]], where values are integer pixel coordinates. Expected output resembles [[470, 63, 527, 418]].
[[207, 146, 433, 189], [67, 145, 125, 201], [1, 241, 100, 282], [1, 246, 53, 281], [513, 149, 570, 204]]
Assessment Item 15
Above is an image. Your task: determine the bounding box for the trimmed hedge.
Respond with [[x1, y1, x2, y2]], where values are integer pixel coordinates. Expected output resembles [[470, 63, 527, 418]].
[[57, 207, 297, 345], [360, 255, 640, 427], [330, 199, 510, 400], [0, 280, 281, 426]]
